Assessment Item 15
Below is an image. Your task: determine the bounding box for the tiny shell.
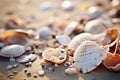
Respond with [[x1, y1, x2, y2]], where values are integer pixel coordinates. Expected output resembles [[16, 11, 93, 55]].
[[1, 29, 32, 47], [56, 35, 71, 45], [103, 52, 120, 71], [65, 67, 78, 75], [42, 48, 67, 64], [85, 19, 112, 34], [68, 33, 95, 51], [16, 54, 37, 63], [72, 41, 109, 73], [88, 6, 104, 19], [0, 44, 25, 57], [64, 21, 79, 35], [39, 27, 52, 40]]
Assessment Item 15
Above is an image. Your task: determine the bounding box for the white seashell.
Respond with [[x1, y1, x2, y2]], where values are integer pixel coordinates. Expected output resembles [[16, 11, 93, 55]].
[[64, 21, 79, 35], [68, 33, 95, 51], [9, 57, 16, 62], [61, 0, 76, 11], [16, 54, 37, 63], [72, 41, 109, 73], [42, 48, 67, 64], [39, 27, 52, 40], [88, 6, 104, 19], [65, 67, 78, 75], [85, 19, 112, 34], [0, 44, 25, 57], [56, 35, 71, 45]]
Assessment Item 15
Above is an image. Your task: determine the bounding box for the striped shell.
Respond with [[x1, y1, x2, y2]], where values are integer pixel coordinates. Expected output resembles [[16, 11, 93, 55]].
[[72, 41, 109, 73], [0, 44, 25, 57], [42, 48, 67, 64], [85, 19, 112, 34], [1, 29, 32, 47]]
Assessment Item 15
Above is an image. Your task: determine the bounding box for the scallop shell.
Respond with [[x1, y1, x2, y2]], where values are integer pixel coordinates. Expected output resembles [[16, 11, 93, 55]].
[[68, 33, 95, 51], [72, 41, 109, 73], [1, 29, 32, 47], [0, 44, 25, 57], [16, 54, 37, 63], [56, 35, 71, 45], [6, 17, 25, 29], [103, 52, 120, 71], [85, 19, 112, 34], [64, 21, 79, 35], [42, 48, 67, 64], [88, 6, 104, 19]]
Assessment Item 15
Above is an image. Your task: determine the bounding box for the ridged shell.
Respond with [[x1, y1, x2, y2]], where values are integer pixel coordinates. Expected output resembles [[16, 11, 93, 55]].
[[68, 33, 95, 50], [1, 29, 32, 47], [0, 44, 25, 57], [42, 48, 67, 64], [72, 41, 109, 73], [85, 19, 112, 34]]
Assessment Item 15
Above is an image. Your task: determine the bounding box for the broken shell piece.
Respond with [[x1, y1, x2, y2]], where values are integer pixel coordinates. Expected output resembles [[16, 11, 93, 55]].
[[85, 19, 112, 34], [56, 35, 71, 45], [16, 54, 37, 63], [39, 27, 52, 40], [1, 29, 32, 47], [42, 48, 67, 64], [6, 17, 25, 29], [88, 6, 104, 19], [103, 52, 120, 71], [64, 21, 79, 35], [68, 33, 95, 51], [0, 44, 25, 57], [65, 67, 78, 75], [72, 41, 109, 73]]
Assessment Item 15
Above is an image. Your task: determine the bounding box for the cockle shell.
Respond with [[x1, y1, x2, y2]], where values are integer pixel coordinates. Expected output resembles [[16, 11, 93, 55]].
[[68, 33, 95, 52], [85, 19, 112, 34], [0, 44, 25, 57], [103, 52, 120, 71], [6, 17, 25, 29], [71, 41, 109, 73], [42, 48, 67, 64], [1, 29, 32, 47]]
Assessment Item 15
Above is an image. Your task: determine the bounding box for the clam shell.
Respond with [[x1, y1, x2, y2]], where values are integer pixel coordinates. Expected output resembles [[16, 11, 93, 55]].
[[72, 41, 109, 73], [56, 35, 71, 45], [103, 52, 120, 71], [68, 33, 95, 51], [16, 54, 37, 63], [42, 48, 67, 64], [1, 29, 32, 47], [85, 19, 112, 34], [64, 21, 79, 35], [0, 44, 25, 57]]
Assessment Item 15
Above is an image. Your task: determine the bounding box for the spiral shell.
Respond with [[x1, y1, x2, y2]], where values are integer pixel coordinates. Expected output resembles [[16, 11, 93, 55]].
[[85, 19, 112, 34], [0, 44, 25, 57], [72, 41, 109, 73]]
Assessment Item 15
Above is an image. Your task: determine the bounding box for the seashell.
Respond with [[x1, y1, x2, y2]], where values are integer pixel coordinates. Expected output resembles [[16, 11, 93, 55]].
[[85, 19, 112, 34], [65, 67, 78, 75], [68, 33, 95, 52], [71, 41, 110, 73], [0, 44, 25, 57], [42, 48, 67, 64], [88, 6, 104, 19], [61, 0, 76, 11], [39, 27, 52, 40], [56, 35, 71, 45], [103, 52, 120, 71], [1, 29, 32, 47], [6, 17, 25, 29], [16, 54, 37, 63], [64, 21, 79, 35]]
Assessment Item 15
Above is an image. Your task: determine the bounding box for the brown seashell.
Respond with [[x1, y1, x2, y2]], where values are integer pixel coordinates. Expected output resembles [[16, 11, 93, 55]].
[[42, 48, 67, 64], [1, 29, 32, 47], [103, 52, 120, 71]]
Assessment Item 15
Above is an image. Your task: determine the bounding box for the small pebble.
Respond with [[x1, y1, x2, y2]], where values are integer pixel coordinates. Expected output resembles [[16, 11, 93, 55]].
[[13, 70, 18, 75], [13, 64, 18, 68], [40, 63, 47, 69], [64, 62, 72, 67], [6, 65, 13, 70], [48, 67, 55, 71], [9, 57, 16, 62], [7, 73, 14, 78], [26, 72, 32, 77], [25, 62, 32, 67], [24, 69, 28, 73], [38, 70, 45, 76], [33, 74, 38, 78], [54, 64, 59, 67]]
